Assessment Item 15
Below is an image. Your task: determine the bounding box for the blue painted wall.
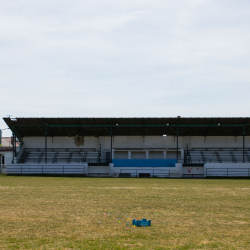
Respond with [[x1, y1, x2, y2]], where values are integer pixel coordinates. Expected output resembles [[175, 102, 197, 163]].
[[112, 159, 177, 167]]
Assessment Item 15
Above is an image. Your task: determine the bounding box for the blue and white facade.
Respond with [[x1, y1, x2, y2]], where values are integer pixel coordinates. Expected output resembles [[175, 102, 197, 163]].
[[2, 134, 249, 177]]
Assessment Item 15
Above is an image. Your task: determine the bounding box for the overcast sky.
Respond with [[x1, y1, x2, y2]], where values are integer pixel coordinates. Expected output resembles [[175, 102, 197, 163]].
[[1, 0, 250, 136]]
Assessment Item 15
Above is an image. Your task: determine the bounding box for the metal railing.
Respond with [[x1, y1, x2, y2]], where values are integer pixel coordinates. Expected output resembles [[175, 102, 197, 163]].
[[120, 168, 170, 177], [6, 165, 86, 175], [206, 168, 250, 177]]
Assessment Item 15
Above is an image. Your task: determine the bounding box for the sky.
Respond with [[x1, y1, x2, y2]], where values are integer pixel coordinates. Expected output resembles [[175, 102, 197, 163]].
[[1, 0, 250, 136]]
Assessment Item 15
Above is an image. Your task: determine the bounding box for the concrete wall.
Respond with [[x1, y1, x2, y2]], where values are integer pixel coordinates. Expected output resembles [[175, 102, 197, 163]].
[[106, 136, 179, 148], [88, 166, 109, 176], [183, 166, 204, 177], [23, 136, 100, 149], [23, 136, 249, 151], [109, 163, 182, 178], [108, 135, 249, 149], [149, 151, 163, 159], [183, 136, 249, 148], [0, 151, 12, 173], [0, 151, 12, 165], [131, 151, 146, 159], [112, 149, 183, 161], [204, 163, 250, 177], [114, 151, 128, 159]]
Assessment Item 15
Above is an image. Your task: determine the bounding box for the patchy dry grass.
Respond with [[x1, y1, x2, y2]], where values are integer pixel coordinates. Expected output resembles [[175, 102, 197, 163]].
[[0, 176, 250, 249]]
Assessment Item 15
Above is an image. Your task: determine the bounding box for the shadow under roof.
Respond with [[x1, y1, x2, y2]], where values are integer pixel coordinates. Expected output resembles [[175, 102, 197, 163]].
[[3, 117, 250, 140]]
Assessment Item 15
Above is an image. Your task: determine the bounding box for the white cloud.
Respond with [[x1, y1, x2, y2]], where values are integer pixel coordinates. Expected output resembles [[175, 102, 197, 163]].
[[1, 0, 250, 135]]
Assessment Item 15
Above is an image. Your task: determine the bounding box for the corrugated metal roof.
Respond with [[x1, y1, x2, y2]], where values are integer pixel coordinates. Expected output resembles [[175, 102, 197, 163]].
[[3, 117, 250, 139]]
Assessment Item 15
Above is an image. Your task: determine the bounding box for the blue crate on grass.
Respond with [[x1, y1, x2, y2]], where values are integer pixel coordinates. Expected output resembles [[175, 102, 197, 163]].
[[132, 218, 151, 227]]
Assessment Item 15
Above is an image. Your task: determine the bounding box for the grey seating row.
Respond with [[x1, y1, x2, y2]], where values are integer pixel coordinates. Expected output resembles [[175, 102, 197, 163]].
[[187, 148, 250, 163], [18, 148, 100, 164]]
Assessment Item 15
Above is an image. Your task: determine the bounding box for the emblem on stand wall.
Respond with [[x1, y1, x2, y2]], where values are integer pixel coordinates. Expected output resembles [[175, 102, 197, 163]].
[[74, 136, 84, 147]]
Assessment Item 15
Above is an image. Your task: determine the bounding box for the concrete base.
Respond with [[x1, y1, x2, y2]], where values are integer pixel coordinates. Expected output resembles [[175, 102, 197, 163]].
[[88, 165, 109, 177], [4, 163, 250, 178], [204, 163, 250, 177], [109, 163, 182, 178]]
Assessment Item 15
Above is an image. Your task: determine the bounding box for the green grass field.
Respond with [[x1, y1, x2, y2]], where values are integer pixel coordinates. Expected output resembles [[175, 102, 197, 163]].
[[0, 176, 250, 249]]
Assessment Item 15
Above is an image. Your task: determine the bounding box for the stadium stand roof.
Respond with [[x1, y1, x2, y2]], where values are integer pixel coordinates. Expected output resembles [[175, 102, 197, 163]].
[[3, 117, 250, 140]]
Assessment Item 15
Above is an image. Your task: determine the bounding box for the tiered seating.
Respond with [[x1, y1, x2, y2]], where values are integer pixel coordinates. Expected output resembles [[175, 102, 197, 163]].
[[187, 148, 250, 163], [18, 148, 100, 164]]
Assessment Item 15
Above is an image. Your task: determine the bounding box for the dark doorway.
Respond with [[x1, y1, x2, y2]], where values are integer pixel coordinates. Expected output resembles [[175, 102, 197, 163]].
[[106, 152, 110, 164]]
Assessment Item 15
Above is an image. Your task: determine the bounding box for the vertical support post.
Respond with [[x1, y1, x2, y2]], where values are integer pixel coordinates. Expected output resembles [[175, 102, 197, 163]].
[[176, 123, 179, 163], [110, 124, 113, 163], [14, 135, 15, 157], [45, 125, 47, 164], [14, 133, 16, 158], [12, 129, 14, 164], [243, 125, 245, 163]]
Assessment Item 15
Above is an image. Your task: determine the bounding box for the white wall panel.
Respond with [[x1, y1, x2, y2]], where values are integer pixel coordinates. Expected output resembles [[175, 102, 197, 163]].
[[22, 136, 250, 152], [23, 136, 99, 149]]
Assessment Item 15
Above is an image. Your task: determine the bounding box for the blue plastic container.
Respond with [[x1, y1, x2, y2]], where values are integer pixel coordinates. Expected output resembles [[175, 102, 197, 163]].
[[132, 218, 151, 227]]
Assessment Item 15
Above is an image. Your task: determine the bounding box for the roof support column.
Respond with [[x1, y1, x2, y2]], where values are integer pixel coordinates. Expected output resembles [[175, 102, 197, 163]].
[[110, 124, 113, 163], [14, 133, 16, 158], [243, 125, 245, 163], [176, 122, 179, 164], [12, 126, 15, 164], [45, 125, 47, 164]]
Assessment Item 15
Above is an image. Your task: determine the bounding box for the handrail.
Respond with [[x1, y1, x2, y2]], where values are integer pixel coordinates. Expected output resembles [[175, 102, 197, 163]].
[[18, 142, 24, 151], [6, 164, 87, 175], [206, 168, 250, 177]]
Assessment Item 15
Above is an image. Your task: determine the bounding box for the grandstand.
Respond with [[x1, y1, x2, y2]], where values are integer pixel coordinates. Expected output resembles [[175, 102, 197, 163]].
[[2, 117, 250, 177]]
